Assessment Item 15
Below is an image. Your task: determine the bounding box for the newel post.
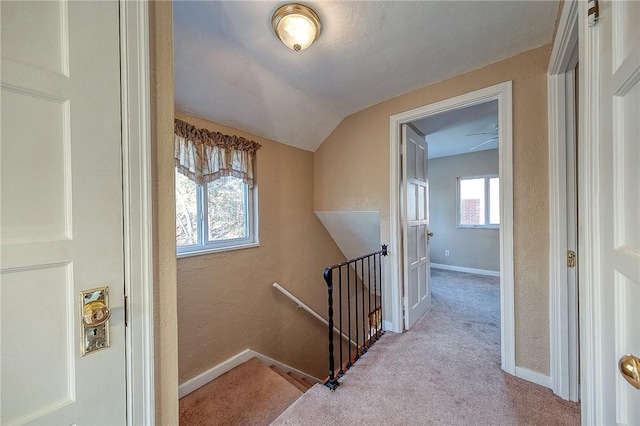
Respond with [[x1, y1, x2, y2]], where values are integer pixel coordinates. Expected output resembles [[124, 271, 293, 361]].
[[323, 267, 339, 390]]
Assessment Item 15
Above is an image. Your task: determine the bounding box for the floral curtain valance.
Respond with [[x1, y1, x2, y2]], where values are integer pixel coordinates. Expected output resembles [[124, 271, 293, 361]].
[[174, 119, 261, 187]]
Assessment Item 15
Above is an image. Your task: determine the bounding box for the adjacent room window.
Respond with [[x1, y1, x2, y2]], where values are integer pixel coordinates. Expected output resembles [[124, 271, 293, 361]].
[[457, 175, 500, 228], [174, 119, 260, 256]]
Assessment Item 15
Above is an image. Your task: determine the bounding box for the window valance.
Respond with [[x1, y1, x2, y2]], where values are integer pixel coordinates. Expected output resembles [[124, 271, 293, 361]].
[[174, 119, 261, 187]]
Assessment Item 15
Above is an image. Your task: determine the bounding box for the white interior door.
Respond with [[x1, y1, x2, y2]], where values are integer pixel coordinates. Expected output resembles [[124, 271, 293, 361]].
[[1, 1, 127, 424], [585, 0, 640, 423], [402, 124, 432, 330]]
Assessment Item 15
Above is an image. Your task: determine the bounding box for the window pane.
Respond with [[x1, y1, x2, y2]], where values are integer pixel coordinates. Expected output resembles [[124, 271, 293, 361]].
[[175, 171, 198, 246], [489, 177, 500, 225], [207, 176, 247, 241], [460, 178, 485, 225]]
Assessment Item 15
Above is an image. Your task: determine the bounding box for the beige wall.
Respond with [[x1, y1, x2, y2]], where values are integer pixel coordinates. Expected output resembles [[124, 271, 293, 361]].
[[429, 149, 500, 271], [314, 45, 552, 374], [175, 112, 345, 383], [150, 1, 179, 424]]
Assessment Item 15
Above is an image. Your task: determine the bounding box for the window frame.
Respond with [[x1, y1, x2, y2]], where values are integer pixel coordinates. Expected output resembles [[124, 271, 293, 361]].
[[176, 175, 259, 258], [456, 174, 500, 229]]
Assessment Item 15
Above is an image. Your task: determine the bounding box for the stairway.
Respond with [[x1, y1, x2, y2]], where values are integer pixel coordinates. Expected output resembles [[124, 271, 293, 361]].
[[269, 365, 315, 392], [179, 357, 316, 426]]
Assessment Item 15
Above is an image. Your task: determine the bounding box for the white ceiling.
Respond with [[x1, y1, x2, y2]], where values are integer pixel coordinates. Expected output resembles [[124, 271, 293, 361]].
[[173, 1, 559, 152], [412, 100, 498, 159]]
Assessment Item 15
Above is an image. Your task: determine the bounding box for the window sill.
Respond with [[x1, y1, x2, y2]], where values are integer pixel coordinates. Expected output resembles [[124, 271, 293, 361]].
[[177, 241, 260, 259]]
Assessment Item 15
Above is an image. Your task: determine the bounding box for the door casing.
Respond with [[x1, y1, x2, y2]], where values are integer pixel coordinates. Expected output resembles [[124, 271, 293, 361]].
[[388, 81, 516, 375], [120, 2, 155, 424], [547, 0, 580, 403]]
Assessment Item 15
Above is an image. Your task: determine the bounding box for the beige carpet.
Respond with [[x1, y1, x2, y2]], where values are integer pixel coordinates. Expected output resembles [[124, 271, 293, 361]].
[[180, 357, 303, 425], [273, 269, 581, 425]]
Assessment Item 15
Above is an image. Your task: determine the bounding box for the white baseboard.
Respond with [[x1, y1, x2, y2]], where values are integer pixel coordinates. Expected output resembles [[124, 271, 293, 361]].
[[178, 349, 321, 399], [178, 349, 255, 398], [431, 263, 500, 277], [515, 366, 552, 389]]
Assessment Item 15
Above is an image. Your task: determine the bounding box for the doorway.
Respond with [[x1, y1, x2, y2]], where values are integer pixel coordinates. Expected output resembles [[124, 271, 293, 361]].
[[412, 100, 501, 276], [388, 82, 516, 375]]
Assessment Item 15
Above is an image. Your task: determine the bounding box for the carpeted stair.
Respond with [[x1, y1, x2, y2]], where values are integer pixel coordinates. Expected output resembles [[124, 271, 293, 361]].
[[179, 357, 314, 426], [269, 365, 315, 392]]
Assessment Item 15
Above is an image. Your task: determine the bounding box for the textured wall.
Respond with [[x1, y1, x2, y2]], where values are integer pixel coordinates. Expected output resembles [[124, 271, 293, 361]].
[[429, 149, 500, 271], [314, 45, 552, 375], [175, 112, 345, 383], [149, 1, 179, 424]]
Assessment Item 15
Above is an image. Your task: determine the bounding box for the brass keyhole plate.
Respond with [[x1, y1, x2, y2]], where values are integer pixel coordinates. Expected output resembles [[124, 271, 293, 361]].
[[80, 286, 111, 356]]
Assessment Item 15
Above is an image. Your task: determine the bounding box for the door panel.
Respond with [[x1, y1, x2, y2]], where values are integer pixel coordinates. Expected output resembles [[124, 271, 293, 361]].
[[1, 90, 69, 241], [408, 227, 417, 263], [2, 265, 74, 422], [592, 0, 640, 423], [1, 1, 126, 424], [403, 125, 431, 329], [418, 225, 426, 259]]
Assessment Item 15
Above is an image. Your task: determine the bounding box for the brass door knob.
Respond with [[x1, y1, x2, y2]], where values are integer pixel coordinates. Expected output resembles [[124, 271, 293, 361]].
[[619, 354, 640, 390], [83, 300, 111, 327]]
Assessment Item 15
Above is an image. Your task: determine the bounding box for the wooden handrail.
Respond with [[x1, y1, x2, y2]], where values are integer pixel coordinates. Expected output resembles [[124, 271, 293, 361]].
[[272, 282, 357, 347]]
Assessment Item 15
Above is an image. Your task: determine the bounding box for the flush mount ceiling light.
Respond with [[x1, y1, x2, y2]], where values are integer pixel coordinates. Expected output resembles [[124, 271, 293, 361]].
[[271, 3, 321, 52]]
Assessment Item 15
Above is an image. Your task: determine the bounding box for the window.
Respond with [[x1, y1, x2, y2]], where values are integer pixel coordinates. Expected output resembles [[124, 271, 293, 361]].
[[457, 175, 499, 228], [176, 171, 257, 255], [174, 118, 261, 256]]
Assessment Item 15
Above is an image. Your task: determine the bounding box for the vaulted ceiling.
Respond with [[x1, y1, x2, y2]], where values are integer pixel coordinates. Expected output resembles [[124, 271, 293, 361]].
[[173, 1, 559, 152]]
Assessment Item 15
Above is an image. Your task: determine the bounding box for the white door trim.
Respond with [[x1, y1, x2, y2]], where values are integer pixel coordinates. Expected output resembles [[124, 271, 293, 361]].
[[120, 1, 155, 424], [547, 0, 580, 402], [389, 81, 515, 375], [577, 0, 601, 423]]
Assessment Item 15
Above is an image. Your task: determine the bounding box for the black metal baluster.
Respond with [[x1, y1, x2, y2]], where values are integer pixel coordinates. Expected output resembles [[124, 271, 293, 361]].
[[346, 262, 352, 369], [354, 260, 359, 361], [373, 254, 379, 340], [361, 258, 366, 354], [324, 268, 339, 390], [338, 265, 344, 377], [367, 255, 372, 345], [381, 245, 387, 337]]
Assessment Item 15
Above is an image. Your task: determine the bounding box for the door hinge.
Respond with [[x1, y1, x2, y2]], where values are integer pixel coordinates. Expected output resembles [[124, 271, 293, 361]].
[[588, 0, 599, 27], [124, 295, 129, 327], [567, 250, 577, 268]]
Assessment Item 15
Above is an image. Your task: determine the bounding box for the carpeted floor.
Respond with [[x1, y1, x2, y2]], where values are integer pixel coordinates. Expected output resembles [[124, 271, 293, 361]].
[[273, 269, 581, 425], [180, 357, 303, 425]]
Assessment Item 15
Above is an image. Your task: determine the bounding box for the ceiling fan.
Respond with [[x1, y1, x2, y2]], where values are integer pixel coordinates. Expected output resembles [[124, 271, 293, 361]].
[[467, 122, 498, 151]]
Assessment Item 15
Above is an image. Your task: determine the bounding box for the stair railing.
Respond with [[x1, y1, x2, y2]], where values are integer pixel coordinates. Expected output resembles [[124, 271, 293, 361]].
[[323, 245, 388, 390], [272, 282, 358, 347]]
